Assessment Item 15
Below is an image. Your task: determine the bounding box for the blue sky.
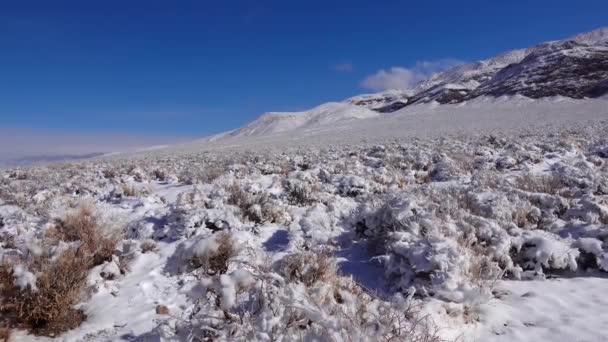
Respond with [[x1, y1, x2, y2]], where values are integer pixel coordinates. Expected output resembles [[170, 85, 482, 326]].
[[0, 0, 606, 140]]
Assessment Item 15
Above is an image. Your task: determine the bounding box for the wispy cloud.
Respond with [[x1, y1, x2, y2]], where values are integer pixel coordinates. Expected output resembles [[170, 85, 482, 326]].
[[361, 59, 463, 91], [333, 62, 354, 72]]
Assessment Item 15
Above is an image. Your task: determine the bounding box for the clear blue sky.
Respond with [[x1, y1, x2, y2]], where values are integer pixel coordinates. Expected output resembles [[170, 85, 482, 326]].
[[1, 0, 606, 137]]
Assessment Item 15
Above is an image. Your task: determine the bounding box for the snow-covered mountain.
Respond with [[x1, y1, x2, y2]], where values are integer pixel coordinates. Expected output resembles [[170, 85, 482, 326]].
[[229, 102, 379, 137], [352, 26, 608, 109], [343, 89, 414, 112], [228, 27, 607, 138]]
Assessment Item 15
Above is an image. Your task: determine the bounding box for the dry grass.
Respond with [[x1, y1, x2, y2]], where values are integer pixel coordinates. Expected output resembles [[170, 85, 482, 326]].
[[284, 181, 315, 206], [450, 152, 476, 175], [415, 172, 432, 184], [282, 249, 334, 287], [226, 183, 288, 224], [120, 183, 138, 197], [102, 169, 117, 179], [178, 163, 227, 185], [512, 207, 533, 228], [191, 232, 237, 275], [140, 239, 159, 254], [516, 173, 564, 195], [0, 234, 16, 250], [0, 327, 10, 342], [152, 169, 167, 181], [0, 204, 121, 336], [0, 249, 89, 336], [48, 204, 120, 266]]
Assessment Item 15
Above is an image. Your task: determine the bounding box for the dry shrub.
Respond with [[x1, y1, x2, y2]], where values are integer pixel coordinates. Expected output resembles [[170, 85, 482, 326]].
[[283, 180, 315, 206], [450, 152, 475, 175], [0, 234, 16, 250], [0, 327, 10, 342], [48, 204, 120, 266], [152, 169, 167, 181], [468, 254, 501, 287], [140, 240, 159, 254], [8, 170, 27, 180], [282, 249, 334, 287], [0, 249, 88, 336], [415, 172, 432, 184], [102, 169, 117, 179], [179, 163, 226, 185], [120, 184, 138, 197], [0, 204, 122, 336], [512, 207, 531, 228], [191, 232, 237, 275], [227, 183, 287, 224], [516, 173, 564, 194]]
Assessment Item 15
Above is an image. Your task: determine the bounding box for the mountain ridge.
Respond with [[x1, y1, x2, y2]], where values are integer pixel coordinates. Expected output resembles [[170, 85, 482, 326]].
[[228, 27, 608, 139]]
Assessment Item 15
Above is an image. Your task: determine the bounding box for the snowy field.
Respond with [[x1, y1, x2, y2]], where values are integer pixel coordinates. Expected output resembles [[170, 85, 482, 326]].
[[1, 98, 608, 341]]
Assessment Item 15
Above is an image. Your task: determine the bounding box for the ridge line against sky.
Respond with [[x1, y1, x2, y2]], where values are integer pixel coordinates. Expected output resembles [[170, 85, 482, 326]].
[[0, 0, 606, 159]]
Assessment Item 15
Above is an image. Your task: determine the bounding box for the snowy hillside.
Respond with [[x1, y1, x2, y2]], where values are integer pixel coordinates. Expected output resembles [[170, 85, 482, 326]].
[[229, 102, 379, 138], [343, 89, 414, 112], [222, 27, 607, 140], [348, 27, 608, 110]]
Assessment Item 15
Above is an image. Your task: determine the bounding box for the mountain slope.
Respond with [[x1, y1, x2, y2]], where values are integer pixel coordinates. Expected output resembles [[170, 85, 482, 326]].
[[350, 27, 608, 110], [229, 102, 379, 138], [225, 27, 607, 140], [469, 40, 608, 99], [343, 89, 414, 112]]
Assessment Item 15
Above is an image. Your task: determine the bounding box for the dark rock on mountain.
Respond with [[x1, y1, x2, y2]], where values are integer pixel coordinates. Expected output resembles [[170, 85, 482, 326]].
[[348, 27, 608, 112]]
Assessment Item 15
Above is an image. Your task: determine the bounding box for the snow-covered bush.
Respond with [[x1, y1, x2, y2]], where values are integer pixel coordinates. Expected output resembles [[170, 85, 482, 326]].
[[0, 204, 122, 336], [2, 119, 608, 340], [182, 232, 240, 275], [163, 249, 440, 341]]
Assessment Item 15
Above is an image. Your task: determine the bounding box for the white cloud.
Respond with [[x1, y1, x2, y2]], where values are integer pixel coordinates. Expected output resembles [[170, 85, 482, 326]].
[[361, 59, 463, 91], [333, 62, 354, 72]]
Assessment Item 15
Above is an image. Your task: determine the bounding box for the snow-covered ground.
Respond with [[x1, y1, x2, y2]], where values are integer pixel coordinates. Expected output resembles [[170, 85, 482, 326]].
[[1, 98, 608, 341]]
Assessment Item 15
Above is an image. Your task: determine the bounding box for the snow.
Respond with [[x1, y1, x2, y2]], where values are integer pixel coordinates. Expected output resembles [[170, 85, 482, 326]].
[[1, 28, 608, 342], [230, 102, 379, 137], [475, 277, 608, 341], [570, 26, 608, 45], [413, 48, 529, 93], [3, 107, 608, 340], [12, 264, 37, 292]]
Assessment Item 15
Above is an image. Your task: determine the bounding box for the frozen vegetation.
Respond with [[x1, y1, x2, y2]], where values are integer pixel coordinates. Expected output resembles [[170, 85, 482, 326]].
[[1, 98, 608, 341]]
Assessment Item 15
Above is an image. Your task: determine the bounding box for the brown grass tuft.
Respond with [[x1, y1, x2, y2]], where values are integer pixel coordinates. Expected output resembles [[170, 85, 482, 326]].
[[226, 183, 288, 224], [0, 327, 10, 342], [191, 232, 237, 275], [140, 240, 159, 254], [282, 249, 334, 287], [516, 173, 564, 195], [120, 184, 138, 197], [48, 204, 120, 266], [0, 204, 121, 336], [0, 249, 88, 336]]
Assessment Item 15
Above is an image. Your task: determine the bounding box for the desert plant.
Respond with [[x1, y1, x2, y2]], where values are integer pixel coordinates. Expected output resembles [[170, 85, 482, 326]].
[[515, 173, 564, 195], [281, 248, 334, 287], [190, 232, 237, 275], [226, 183, 288, 224], [102, 169, 117, 179], [140, 239, 159, 254], [0, 204, 121, 336], [48, 204, 121, 266], [0, 327, 10, 342], [283, 179, 315, 206], [0, 249, 88, 336]]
